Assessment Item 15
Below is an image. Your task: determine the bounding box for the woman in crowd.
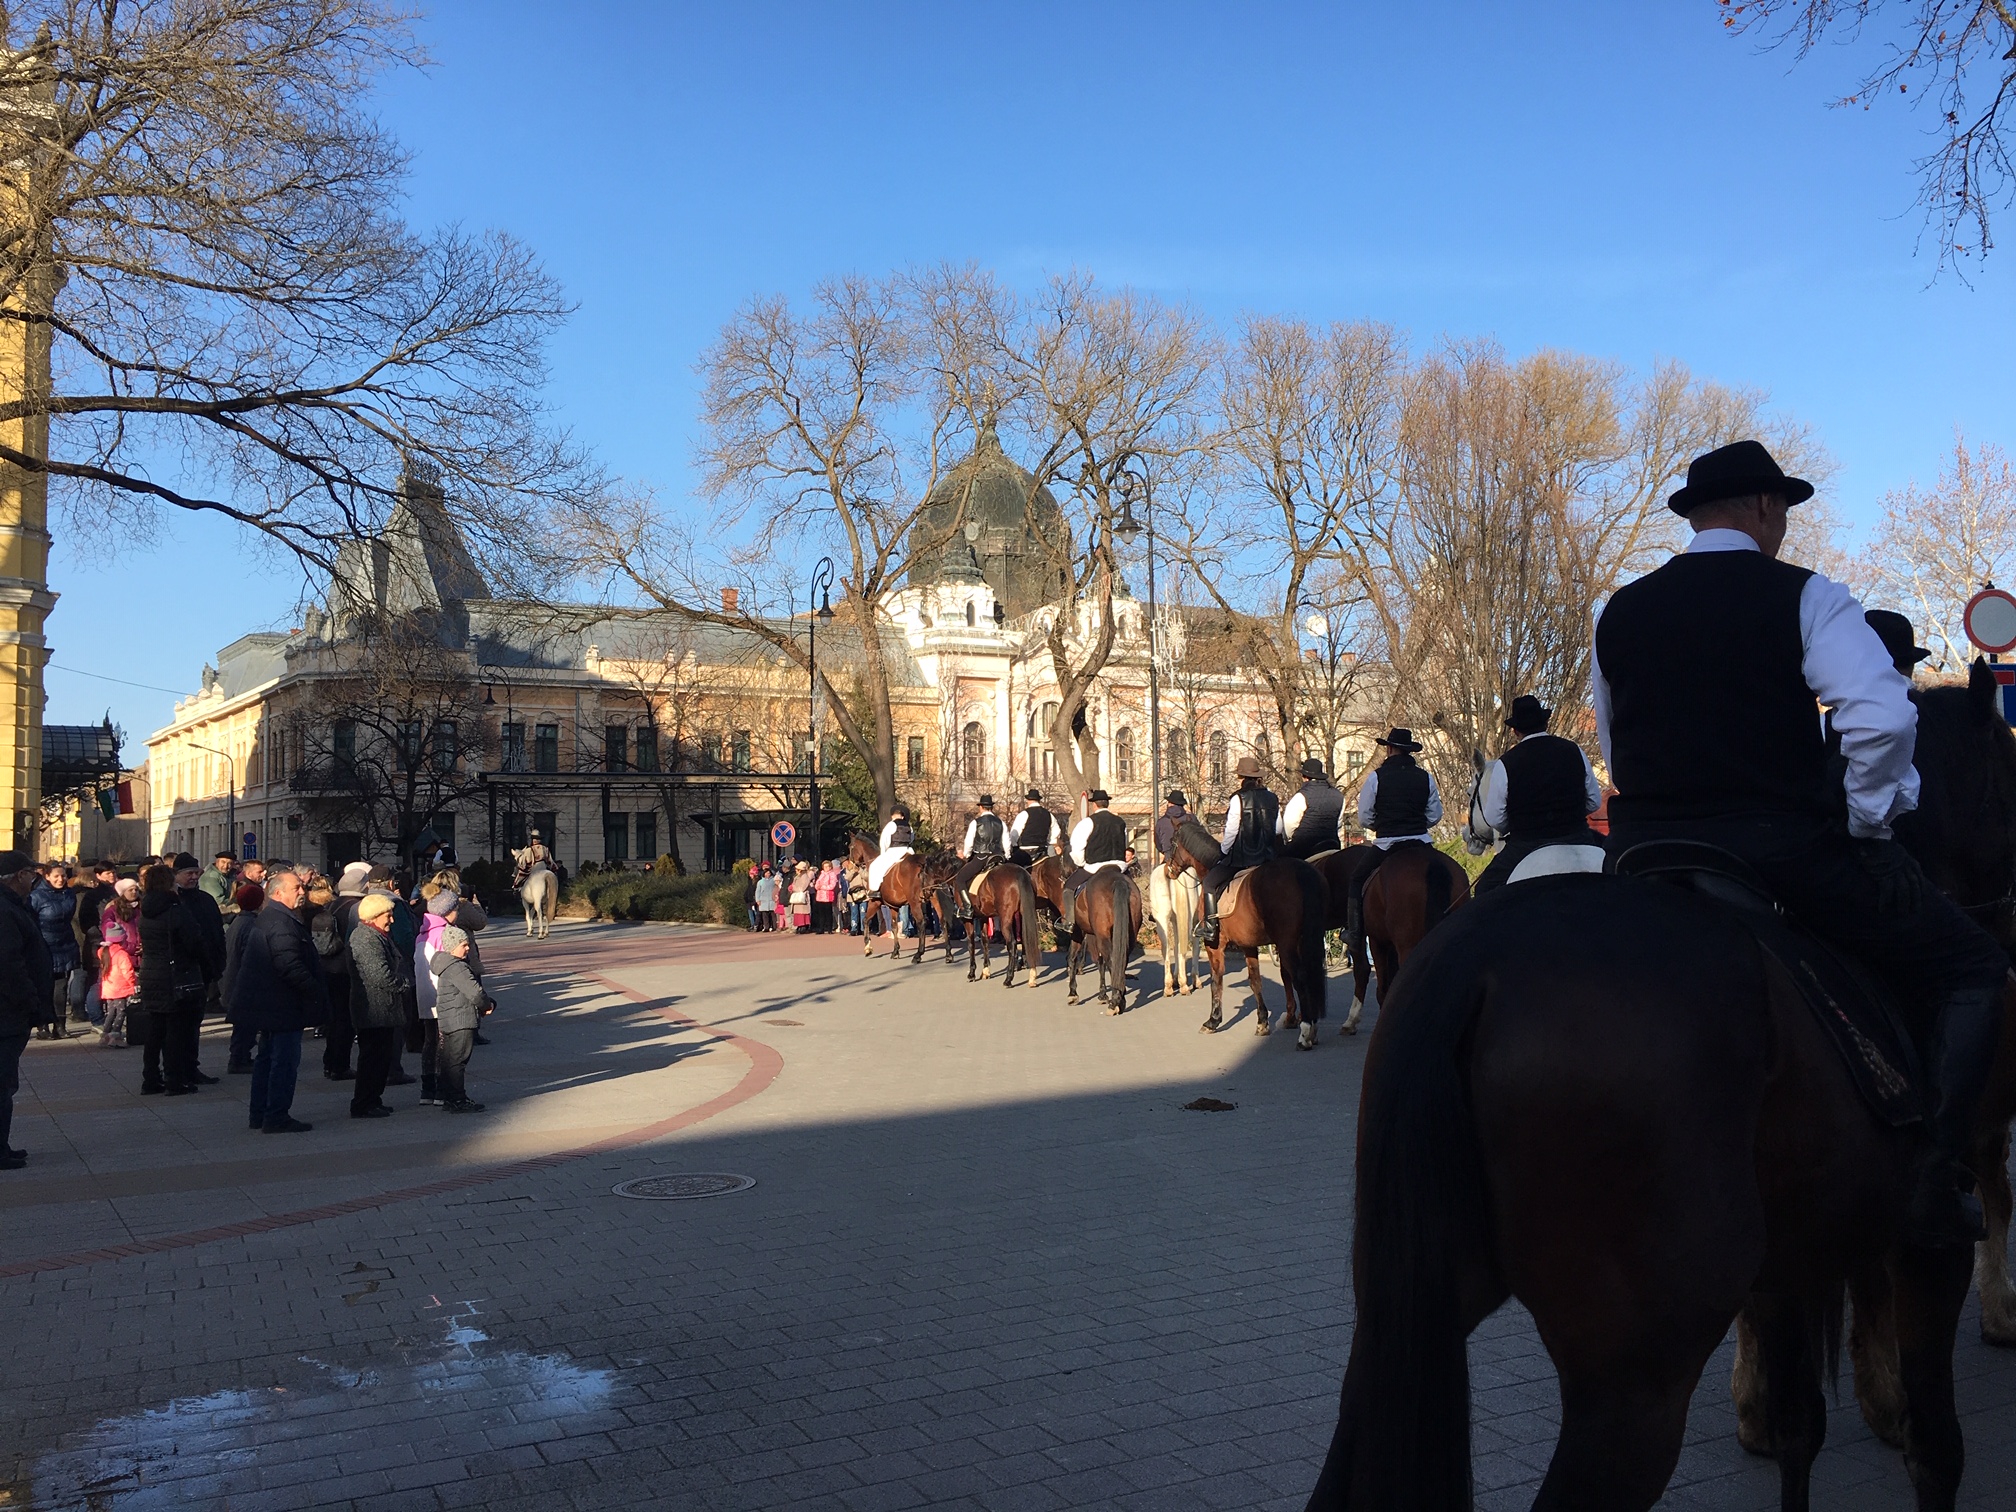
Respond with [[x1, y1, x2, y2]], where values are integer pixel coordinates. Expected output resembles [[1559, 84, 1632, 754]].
[[29, 861, 77, 1039], [844, 860, 868, 935], [752, 866, 777, 931], [789, 863, 812, 933], [413, 878, 461, 1104], [96, 878, 142, 1047], [428, 924, 487, 1113], [812, 860, 838, 933], [135, 863, 203, 1095], [346, 892, 408, 1118]]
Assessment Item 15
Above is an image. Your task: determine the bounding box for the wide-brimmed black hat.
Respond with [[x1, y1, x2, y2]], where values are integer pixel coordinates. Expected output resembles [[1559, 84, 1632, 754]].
[[1506, 695, 1551, 735], [1087, 789, 1112, 804], [977, 794, 994, 808], [1024, 787, 1043, 802], [1165, 789, 1186, 806], [1375, 728, 1422, 753], [1299, 757, 1326, 779], [1667, 439, 1814, 516], [1865, 609, 1932, 672]]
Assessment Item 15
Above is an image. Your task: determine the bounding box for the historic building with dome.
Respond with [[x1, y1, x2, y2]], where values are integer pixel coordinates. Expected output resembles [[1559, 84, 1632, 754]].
[[141, 440, 1327, 876]]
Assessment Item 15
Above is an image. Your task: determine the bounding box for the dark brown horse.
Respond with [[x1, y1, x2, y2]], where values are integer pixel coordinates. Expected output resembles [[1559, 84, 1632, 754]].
[[964, 860, 1042, 988], [1359, 842, 1470, 1005], [847, 833, 951, 964], [1307, 665, 2016, 1512], [1166, 820, 1330, 1048], [1028, 855, 1140, 1011], [1310, 845, 1379, 1034]]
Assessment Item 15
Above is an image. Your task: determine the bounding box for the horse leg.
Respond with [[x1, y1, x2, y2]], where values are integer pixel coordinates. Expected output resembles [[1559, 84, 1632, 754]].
[[1066, 934, 1080, 1004], [1244, 950, 1269, 1035], [967, 909, 980, 982], [1739, 1292, 1830, 1512], [1973, 1122, 2016, 1345], [1846, 1264, 1908, 1450], [1342, 949, 1369, 1036], [1199, 946, 1223, 1033], [1887, 1242, 1972, 1509]]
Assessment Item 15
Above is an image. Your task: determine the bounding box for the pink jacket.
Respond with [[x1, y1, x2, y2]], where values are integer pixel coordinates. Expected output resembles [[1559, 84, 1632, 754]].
[[99, 902, 140, 1000]]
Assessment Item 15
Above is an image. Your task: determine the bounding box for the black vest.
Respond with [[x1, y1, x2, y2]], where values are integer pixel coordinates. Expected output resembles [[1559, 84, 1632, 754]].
[[1227, 784, 1279, 869], [971, 812, 1005, 856], [1017, 806, 1054, 849], [1595, 550, 1825, 824], [1370, 760, 1430, 837], [1282, 780, 1344, 858], [1498, 734, 1590, 838], [1082, 809, 1128, 864], [888, 823, 914, 849]]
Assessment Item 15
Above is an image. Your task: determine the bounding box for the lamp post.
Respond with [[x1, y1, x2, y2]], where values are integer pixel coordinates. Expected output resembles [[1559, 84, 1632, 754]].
[[1112, 469, 1160, 861], [187, 739, 238, 862], [808, 556, 835, 861]]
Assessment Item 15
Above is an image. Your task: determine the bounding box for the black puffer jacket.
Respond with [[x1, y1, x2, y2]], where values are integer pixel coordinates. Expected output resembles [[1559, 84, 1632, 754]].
[[0, 888, 52, 1036], [228, 904, 328, 1032], [136, 890, 202, 1014]]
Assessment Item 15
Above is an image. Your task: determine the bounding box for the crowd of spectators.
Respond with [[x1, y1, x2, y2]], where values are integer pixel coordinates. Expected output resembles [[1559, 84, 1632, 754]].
[[744, 858, 865, 934]]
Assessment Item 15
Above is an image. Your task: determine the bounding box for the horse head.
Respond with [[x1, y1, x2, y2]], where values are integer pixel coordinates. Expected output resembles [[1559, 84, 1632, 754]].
[[847, 832, 878, 866], [1169, 819, 1221, 878]]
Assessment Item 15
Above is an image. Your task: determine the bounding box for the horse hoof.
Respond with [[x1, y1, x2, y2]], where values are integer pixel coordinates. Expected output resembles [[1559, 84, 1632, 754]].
[[1339, 1023, 1357, 1037], [1105, 1005, 1122, 1016], [1297, 1023, 1317, 1051], [1199, 1017, 1221, 1034]]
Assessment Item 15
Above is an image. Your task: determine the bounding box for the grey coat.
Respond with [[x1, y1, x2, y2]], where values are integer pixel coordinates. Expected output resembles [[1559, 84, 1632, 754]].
[[427, 950, 485, 1034], [347, 924, 410, 1031]]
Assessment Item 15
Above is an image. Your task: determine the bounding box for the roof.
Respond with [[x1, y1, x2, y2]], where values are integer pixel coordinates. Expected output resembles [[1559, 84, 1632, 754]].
[[43, 721, 121, 786], [911, 425, 1070, 618]]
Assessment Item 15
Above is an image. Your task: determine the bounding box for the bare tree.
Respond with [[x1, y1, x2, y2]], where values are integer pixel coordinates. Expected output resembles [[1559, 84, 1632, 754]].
[[1861, 431, 2016, 668], [0, 1, 598, 580], [1728, 0, 2016, 264]]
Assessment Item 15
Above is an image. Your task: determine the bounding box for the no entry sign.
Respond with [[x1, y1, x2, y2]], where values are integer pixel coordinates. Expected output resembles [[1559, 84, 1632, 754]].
[[770, 820, 797, 850], [1964, 586, 2016, 655]]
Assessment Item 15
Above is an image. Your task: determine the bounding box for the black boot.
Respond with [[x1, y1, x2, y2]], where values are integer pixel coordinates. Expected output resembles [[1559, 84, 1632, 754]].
[[1904, 983, 2000, 1248], [1200, 896, 1220, 950], [1062, 888, 1076, 935]]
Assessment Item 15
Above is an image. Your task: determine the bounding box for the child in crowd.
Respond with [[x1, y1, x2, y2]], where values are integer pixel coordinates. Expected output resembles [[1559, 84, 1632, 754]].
[[96, 878, 141, 1047], [428, 925, 488, 1113]]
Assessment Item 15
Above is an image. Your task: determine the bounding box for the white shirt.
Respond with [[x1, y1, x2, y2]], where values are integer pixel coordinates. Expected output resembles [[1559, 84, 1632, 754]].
[[1008, 806, 1050, 847], [1355, 766, 1444, 849], [878, 819, 911, 853], [1278, 792, 1305, 838], [1479, 739, 1603, 833], [959, 815, 1003, 857], [1068, 814, 1125, 871], [1590, 528, 1918, 840]]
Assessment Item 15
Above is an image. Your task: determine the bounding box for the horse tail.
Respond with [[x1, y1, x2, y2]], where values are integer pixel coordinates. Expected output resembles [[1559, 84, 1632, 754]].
[[1014, 867, 1039, 972], [1307, 932, 1489, 1510], [1107, 877, 1132, 1009], [1423, 850, 1452, 929], [1294, 865, 1328, 1023]]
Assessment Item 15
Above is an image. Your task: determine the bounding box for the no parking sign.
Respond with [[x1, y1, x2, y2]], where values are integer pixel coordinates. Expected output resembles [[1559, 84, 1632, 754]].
[[770, 820, 797, 850]]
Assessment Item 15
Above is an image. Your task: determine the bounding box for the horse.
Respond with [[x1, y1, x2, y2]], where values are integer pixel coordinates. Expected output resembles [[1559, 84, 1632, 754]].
[[847, 832, 941, 964], [1309, 845, 1380, 1033], [964, 860, 1042, 988], [1359, 842, 1470, 1003], [1146, 856, 1202, 997], [1305, 663, 2016, 1512], [1028, 855, 1140, 1011], [512, 849, 557, 939], [1164, 820, 1330, 1049]]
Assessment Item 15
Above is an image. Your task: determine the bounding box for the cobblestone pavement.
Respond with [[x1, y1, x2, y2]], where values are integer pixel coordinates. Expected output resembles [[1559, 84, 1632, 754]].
[[2, 920, 2013, 1509]]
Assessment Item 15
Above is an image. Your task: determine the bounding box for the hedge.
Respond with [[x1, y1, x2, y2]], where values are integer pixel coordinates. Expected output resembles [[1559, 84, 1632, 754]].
[[557, 869, 749, 925]]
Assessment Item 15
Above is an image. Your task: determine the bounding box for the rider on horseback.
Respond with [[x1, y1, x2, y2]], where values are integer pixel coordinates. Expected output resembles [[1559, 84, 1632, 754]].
[[1153, 789, 1189, 861], [512, 829, 553, 885], [953, 795, 1007, 917], [1278, 758, 1345, 860], [1345, 729, 1443, 940], [1008, 788, 1057, 867], [866, 805, 915, 905], [1062, 790, 1128, 932], [1471, 695, 1604, 896], [1201, 756, 1278, 949], [1595, 439, 2009, 1248]]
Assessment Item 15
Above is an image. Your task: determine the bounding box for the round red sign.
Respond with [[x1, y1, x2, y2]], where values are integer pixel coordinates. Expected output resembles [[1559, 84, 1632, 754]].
[[1964, 587, 2016, 655]]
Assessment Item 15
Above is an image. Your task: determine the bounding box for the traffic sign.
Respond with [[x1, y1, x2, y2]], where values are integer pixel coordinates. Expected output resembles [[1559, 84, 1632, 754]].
[[242, 831, 258, 861], [1964, 586, 2016, 655], [770, 820, 797, 850]]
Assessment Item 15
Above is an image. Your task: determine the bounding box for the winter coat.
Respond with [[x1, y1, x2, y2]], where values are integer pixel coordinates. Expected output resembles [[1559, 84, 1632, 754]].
[[197, 865, 235, 912], [72, 881, 113, 959], [220, 910, 259, 1019], [175, 884, 228, 983], [428, 949, 486, 1034], [0, 888, 51, 1036], [136, 891, 203, 1014], [347, 924, 411, 1031], [98, 902, 141, 1000], [28, 878, 78, 975], [413, 909, 452, 1017], [226, 903, 328, 1033]]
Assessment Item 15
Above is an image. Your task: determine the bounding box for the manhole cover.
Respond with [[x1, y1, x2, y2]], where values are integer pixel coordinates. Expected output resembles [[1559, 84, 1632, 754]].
[[611, 1173, 756, 1201]]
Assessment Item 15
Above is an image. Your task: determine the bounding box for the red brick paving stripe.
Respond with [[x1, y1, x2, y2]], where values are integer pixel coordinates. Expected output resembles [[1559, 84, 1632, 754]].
[[0, 968, 784, 1279]]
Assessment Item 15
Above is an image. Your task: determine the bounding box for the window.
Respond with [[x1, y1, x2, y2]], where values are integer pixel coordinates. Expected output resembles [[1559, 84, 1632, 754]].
[[1031, 702, 1060, 779], [428, 814, 456, 852], [965, 600, 976, 626], [399, 720, 423, 766], [1345, 749, 1367, 776], [731, 730, 752, 773], [1208, 731, 1228, 788], [961, 721, 985, 782], [634, 809, 659, 861], [1115, 726, 1136, 786], [700, 733, 722, 770], [433, 720, 458, 772], [906, 735, 925, 779], [324, 831, 363, 875], [502, 811, 528, 850], [1165, 728, 1191, 779], [792, 731, 811, 774], [634, 725, 659, 773], [500, 722, 526, 772], [603, 811, 630, 864], [534, 723, 559, 773], [332, 719, 357, 768], [605, 725, 628, 772]]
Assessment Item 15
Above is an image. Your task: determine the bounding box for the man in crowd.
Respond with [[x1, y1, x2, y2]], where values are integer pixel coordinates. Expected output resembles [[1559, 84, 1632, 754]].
[[1202, 758, 1278, 949], [1471, 695, 1604, 896], [953, 795, 1007, 916], [0, 852, 50, 1169], [1008, 789, 1057, 867], [231, 863, 327, 1134], [1278, 758, 1346, 859], [1153, 790, 1190, 863], [172, 853, 226, 1082], [199, 851, 237, 912], [1062, 790, 1129, 932], [320, 861, 371, 1081]]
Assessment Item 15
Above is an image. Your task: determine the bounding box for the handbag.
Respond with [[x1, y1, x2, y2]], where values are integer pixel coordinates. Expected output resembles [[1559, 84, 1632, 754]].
[[171, 956, 207, 1007]]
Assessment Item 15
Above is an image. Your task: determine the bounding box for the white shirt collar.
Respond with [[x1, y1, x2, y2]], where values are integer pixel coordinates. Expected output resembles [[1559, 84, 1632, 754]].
[[1685, 527, 1762, 555]]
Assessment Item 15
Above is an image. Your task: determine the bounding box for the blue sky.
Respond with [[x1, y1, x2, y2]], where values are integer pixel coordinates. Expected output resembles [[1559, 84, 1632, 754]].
[[47, 0, 2014, 747]]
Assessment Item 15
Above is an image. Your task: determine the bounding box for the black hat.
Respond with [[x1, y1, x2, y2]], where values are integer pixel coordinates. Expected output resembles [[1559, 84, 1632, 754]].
[[1024, 788, 1043, 802], [1667, 439, 1814, 516], [1299, 757, 1326, 779], [170, 852, 201, 872], [1375, 728, 1422, 753], [1088, 789, 1111, 804], [1165, 789, 1187, 806], [890, 804, 910, 819], [1865, 609, 1932, 672], [1506, 695, 1551, 735], [978, 794, 994, 808]]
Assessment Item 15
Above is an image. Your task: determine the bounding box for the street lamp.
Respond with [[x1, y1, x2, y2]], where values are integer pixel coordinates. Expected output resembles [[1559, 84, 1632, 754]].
[[1111, 469, 1162, 862], [187, 739, 239, 862], [808, 556, 836, 860]]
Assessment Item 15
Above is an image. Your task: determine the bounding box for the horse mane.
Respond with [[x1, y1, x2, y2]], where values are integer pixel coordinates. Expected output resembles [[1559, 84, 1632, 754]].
[[1175, 817, 1222, 866], [1903, 673, 2016, 877]]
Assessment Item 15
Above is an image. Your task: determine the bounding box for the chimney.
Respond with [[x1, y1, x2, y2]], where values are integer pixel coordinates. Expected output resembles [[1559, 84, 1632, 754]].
[[721, 586, 739, 615]]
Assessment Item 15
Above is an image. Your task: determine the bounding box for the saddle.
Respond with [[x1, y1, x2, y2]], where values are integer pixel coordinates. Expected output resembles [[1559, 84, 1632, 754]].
[[1613, 841, 1922, 1128], [966, 856, 1005, 901], [1218, 868, 1255, 922]]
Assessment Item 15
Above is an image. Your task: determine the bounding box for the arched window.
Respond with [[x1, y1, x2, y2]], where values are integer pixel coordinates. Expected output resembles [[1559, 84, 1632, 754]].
[[1208, 730, 1228, 787], [1031, 702, 1060, 779], [965, 600, 976, 627], [1165, 727, 1191, 778], [962, 721, 986, 782], [1115, 726, 1136, 786]]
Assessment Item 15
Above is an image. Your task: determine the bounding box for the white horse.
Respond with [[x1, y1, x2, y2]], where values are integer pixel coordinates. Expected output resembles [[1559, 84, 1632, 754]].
[[1146, 860, 1202, 997], [513, 849, 558, 939]]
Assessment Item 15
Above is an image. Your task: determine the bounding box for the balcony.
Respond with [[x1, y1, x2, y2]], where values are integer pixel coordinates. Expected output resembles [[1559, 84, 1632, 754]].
[[289, 762, 370, 794]]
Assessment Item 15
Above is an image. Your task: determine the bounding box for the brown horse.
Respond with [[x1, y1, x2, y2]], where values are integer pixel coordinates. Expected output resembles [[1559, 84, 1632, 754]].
[[1360, 841, 1469, 1007], [1166, 820, 1330, 1049], [1307, 668, 2016, 1512], [847, 833, 947, 964], [1310, 845, 1379, 1034], [964, 860, 1042, 988], [1028, 855, 1140, 1011]]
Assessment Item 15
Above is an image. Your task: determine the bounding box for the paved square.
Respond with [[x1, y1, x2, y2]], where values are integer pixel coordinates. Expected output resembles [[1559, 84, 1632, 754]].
[[2, 921, 2013, 1508]]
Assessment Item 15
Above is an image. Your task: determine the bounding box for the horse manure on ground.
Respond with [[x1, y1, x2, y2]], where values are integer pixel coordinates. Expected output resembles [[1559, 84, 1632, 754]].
[[1182, 1097, 1237, 1112]]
